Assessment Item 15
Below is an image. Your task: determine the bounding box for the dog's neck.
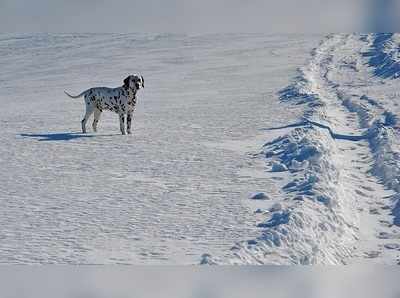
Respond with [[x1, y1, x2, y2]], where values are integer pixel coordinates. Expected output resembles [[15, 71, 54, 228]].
[[126, 87, 137, 104], [123, 86, 137, 98], [128, 88, 136, 97]]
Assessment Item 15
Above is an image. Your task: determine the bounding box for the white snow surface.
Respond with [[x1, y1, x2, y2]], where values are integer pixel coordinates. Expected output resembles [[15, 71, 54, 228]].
[[0, 33, 319, 264], [211, 34, 400, 265], [2, 33, 400, 265]]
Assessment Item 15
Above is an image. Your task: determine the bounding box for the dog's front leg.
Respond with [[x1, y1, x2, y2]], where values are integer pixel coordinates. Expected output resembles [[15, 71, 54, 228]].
[[82, 105, 94, 134], [127, 112, 133, 134], [119, 113, 126, 135], [92, 108, 102, 132]]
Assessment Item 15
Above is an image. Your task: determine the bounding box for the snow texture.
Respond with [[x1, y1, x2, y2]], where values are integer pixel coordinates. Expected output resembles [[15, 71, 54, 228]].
[[209, 34, 400, 265], [0, 33, 318, 264], [2, 33, 400, 265]]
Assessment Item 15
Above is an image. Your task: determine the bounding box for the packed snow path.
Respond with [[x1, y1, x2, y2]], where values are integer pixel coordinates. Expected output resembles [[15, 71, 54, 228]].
[[305, 35, 399, 263], [222, 34, 400, 265], [0, 34, 319, 264]]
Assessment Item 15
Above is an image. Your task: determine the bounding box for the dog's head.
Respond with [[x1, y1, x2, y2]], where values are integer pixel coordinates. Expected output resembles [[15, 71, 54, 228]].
[[123, 74, 144, 91]]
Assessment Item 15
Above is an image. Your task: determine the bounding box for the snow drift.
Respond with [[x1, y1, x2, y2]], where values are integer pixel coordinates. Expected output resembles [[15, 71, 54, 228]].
[[204, 34, 400, 265]]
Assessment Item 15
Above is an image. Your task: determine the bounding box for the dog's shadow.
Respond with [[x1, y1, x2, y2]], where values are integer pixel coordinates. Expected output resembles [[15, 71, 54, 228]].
[[20, 132, 97, 141]]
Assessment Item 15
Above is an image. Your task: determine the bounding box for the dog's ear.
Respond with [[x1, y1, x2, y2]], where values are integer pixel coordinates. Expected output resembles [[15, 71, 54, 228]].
[[123, 76, 130, 88], [141, 75, 144, 88]]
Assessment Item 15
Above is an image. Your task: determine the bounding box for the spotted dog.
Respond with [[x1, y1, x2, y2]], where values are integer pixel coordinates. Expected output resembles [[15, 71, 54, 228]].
[[65, 74, 144, 135]]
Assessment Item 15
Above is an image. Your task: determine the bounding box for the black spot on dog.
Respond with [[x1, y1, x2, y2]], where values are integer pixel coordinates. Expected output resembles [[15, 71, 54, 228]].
[[123, 76, 130, 89]]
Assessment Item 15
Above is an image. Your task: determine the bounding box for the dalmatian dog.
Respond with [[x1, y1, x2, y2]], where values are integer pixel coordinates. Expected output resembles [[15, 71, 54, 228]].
[[64, 74, 144, 135]]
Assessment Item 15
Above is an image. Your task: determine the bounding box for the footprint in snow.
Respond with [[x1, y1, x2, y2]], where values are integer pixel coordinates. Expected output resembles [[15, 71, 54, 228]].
[[355, 189, 368, 197], [360, 185, 374, 192], [379, 220, 392, 227], [364, 251, 381, 258], [384, 243, 400, 250], [271, 176, 284, 181], [369, 208, 380, 215], [378, 232, 400, 240]]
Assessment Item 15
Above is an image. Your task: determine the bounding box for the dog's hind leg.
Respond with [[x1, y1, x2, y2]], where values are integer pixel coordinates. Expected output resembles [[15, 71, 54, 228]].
[[92, 108, 102, 132], [81, 105, 94, 134], [119, 113, 126, 135]]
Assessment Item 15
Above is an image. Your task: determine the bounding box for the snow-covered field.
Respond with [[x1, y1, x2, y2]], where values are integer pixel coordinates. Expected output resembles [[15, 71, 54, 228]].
[[0, 33, 318, 264], [1, 33, 400, 265]]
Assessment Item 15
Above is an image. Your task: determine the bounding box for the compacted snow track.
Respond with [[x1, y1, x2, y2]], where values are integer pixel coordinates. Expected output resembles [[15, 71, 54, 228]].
[[216, 34, 400, 265], [308, 35, 398, 263]]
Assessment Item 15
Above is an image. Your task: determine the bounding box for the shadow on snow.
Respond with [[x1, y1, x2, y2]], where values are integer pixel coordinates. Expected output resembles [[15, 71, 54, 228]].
[[262, 118, 368, 142], [20, 132, 96, 141]]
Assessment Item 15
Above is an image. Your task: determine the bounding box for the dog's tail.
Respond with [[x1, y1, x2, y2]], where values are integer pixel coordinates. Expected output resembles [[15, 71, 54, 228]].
[[64, 89, 90, 99]]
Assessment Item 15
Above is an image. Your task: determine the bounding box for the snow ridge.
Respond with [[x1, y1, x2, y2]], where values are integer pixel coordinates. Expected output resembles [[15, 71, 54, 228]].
[[209, 34, 400, 265], [231, 127, 357, 264], [213, 36, 361, 265]]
